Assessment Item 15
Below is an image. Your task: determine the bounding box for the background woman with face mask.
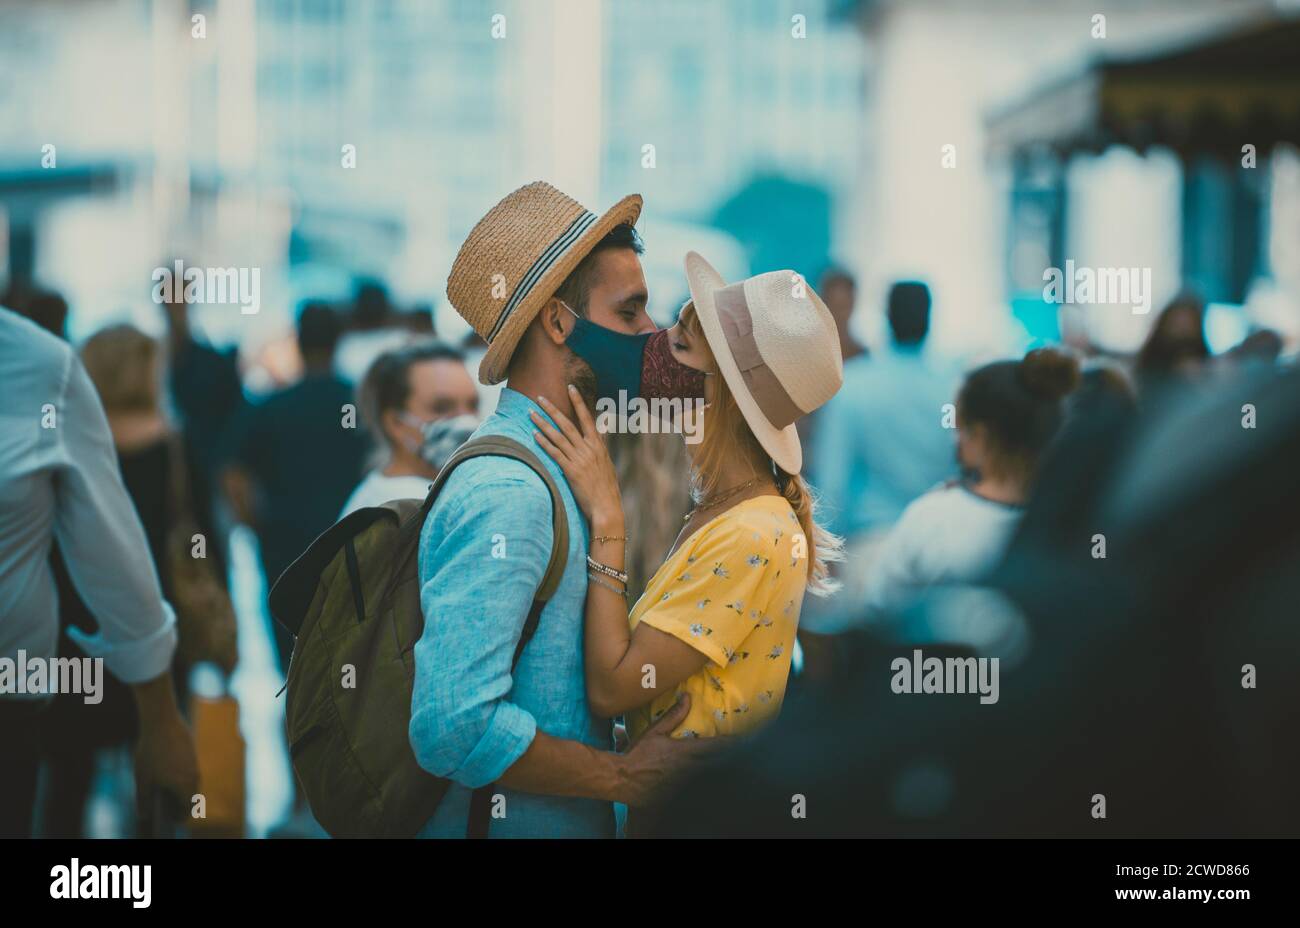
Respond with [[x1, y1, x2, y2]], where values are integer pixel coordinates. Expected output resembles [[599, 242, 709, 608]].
[[339, 341, 481, 517]]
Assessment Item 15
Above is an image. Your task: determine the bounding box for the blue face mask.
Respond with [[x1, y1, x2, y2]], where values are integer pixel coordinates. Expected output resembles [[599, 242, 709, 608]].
[[561, 302, 655, 401]]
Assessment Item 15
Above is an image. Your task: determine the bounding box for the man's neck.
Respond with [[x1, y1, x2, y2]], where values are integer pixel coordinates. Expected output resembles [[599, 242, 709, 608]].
[[837, 327, 865, 361], [505, 369, 578, 423]]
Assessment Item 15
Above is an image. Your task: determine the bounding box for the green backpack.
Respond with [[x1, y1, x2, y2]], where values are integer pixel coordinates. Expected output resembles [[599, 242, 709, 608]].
[[268, 435, 569, 838]]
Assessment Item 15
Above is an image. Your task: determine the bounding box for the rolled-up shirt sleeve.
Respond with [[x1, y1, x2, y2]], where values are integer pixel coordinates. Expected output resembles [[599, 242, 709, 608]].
[[409, 462, 552, 789], [52, 353, 178, 683]]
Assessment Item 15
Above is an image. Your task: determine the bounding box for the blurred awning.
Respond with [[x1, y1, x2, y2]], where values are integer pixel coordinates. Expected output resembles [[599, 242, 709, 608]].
[[0, 162, 122, 201], [987, 17, 1300, 160]]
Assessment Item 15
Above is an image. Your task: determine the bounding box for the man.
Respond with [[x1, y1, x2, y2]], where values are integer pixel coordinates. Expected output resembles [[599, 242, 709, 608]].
[[333, 280, 421, 385], [339, 340, 480, 516], [222, 303, 368, 674], [820, 268, 867, 363], [409, 181, 702, 837], [802, 281, 958, 642], [0, 306, 198, 837], [798, 268, 867, 481], [162, 277, 247, 586]]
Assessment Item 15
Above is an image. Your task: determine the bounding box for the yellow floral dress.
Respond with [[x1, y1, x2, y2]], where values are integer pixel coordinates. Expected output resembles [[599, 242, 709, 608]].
[[625, 495, 808, 741]]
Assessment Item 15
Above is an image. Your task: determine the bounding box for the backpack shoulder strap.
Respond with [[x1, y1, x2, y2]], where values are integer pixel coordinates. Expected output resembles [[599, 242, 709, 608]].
[[438, 436, 572, 841]]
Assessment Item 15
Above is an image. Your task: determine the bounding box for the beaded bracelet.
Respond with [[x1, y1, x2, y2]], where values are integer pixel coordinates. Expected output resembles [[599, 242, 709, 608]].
[[587, 571, 628, 599], [592, 534, 627, 544], [586, 555, 629, 585]]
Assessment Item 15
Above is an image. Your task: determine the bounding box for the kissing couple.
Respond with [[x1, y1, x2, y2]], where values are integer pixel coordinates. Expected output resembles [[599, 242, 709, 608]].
[[410, 181, 845, 837]]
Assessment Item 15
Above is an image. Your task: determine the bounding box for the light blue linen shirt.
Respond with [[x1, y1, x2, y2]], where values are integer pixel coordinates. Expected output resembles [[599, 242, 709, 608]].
[[409, 387, 613, 838]]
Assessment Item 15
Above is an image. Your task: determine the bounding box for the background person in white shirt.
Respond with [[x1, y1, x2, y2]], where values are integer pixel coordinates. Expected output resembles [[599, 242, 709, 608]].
[[0, 307, 198, 837], [864, 347, 1082, 624], [801, 281, 960, 657], [339, 340, 481, 516]]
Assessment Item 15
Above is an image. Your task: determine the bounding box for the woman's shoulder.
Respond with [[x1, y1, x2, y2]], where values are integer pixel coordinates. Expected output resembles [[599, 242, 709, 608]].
[[688, 495, 798, 554], [901, 481, 966, 518], [893, 482, 1022, 548]]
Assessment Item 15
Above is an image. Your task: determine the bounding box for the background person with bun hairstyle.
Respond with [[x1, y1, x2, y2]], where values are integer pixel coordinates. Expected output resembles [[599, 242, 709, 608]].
[[862, 347, 1082, 620]]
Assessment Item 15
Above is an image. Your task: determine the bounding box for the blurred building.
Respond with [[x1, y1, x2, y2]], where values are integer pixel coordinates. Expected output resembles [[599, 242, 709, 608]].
[[843, 0, 1299, 357], [602, 0, 865, 289], [3, 0, 1296, 355], [255, 0, 531, 300]]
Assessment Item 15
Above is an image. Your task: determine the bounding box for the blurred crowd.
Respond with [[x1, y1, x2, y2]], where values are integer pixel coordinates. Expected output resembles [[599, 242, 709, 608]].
[[1, 261, 1294, 837], [0, 277, 485, 836]]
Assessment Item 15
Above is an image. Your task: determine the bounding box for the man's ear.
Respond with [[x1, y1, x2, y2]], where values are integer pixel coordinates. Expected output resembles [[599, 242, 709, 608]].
[[538, 298, 571, 347]]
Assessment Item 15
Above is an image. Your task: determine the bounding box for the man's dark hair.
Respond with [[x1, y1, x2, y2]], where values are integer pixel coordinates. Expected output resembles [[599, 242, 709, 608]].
[[357, 340, 467, 446], [353, 280, 391, 329], [297, 302, 344, 358], [6, 287, 69, 339], [887, 280, 931, 346], [552, 224, 644, 317]]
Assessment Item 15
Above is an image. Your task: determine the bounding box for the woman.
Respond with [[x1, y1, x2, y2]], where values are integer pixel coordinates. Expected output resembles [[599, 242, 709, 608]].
[[1134, 294, 1209, 398], [863, 346, 1081, 621], [529, 253, 843, 749], [340, 340, 480, 517]]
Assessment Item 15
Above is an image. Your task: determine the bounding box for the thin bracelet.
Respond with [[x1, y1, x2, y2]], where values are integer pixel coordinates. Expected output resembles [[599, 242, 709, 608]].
[[586, 555, 628, 585], [587, 556, 627, 582], [587, 571, 628, 599], [590, 556, 629, 577], [592, 534, 627, 544]]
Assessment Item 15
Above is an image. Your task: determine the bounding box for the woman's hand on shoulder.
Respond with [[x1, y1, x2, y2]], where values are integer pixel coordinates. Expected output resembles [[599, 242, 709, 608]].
[[530, 385, 625, 533]]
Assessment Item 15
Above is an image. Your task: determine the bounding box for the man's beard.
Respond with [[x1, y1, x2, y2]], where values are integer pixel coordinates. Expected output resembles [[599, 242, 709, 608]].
[[564, 349, 599, 411]]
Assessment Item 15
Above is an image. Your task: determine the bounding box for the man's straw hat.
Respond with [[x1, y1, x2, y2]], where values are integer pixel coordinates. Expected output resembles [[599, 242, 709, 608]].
[[447, 181, 642, 385], [684, 251, 844, 475]]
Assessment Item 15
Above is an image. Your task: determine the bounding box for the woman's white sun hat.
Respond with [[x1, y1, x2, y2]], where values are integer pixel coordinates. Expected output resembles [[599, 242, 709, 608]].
[[683, 251, 844, 475]]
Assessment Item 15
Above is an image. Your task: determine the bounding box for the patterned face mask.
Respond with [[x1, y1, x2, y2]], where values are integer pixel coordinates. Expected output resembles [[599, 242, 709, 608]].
[[639, 327, 707, 404], [408, 413, 480, 472]]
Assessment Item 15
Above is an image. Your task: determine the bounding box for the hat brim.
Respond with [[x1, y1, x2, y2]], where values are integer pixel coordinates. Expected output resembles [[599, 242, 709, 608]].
[[477, 193, 644, 385], [684, 251, 804, 475]]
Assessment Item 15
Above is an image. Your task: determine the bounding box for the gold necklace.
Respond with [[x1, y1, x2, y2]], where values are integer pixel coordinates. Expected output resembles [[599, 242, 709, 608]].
[[684, 477, 763, 523]]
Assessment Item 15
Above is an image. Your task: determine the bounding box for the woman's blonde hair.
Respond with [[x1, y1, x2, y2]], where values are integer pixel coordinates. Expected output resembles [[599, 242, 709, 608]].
[[607, 429, 692, 602], [681, 303, 842, 595], [80, 324, 162, 415]]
